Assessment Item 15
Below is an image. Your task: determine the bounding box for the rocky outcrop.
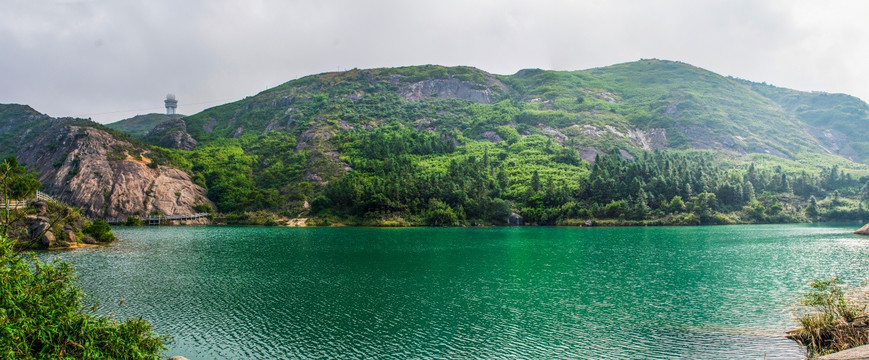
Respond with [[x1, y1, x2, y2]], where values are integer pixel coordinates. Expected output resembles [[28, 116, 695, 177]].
[[809, 127, 861, 162], [17, 123, 213, 221], [578, 146, 605, 164], [397, 77, 507, 104], [480, 131, 503, 143], [145, 119, 198, 150], [855, 223, 869, 235]]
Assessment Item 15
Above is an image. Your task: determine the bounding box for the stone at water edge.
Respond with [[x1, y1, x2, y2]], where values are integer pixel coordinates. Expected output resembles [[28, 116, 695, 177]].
[[166, 357, 189, 360], [508, 213, 522, 226], [818, 344, 869, 359], [63, 224, 76, 244], [855, 223, 869, 235]]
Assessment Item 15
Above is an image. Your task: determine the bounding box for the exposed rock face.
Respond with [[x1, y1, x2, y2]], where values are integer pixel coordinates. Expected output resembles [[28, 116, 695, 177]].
[[17, 123, 213, 220], [808, 127, 860, 162], [145, 119, 198, 150], [398, 77, 506, 104], [855, 223, 869, 235], [603, 125, 668, 151], [537, 124, 568, 145], [578, 146, 605, 164], [480, 131, 503, 143]]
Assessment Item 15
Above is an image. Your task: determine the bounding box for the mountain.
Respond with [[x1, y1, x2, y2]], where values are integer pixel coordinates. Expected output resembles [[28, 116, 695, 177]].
[[105, 113, 184, 139], [5, 60, 869, 225], [0, 104, 212, 220], [178, 60, 869, 163]]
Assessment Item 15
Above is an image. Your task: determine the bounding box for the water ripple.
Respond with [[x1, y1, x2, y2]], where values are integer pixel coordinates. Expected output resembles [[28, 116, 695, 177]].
[[38, 224, 869, 359]]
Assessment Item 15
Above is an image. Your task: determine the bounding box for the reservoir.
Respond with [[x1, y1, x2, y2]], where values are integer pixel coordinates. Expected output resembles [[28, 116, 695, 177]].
[[41, 224, 869, 359]]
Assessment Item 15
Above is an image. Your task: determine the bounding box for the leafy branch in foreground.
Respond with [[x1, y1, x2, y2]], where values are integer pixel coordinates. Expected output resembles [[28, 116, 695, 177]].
[[0, 235, 166, 359], [787, 277, 869, 357]]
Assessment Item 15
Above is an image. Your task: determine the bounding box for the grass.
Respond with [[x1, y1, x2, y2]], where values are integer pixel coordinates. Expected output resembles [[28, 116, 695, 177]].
[[787, 277, 869, 357]]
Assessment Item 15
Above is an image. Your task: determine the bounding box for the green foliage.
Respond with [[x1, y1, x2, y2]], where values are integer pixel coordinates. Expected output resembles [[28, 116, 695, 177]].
[[1, 157, 42, 237], [0, 235, 166, 358], [193, 203, 214, 214], [124, 216, 144, 226], [424, 199, 458, 226], [1, 157, 40, 201], [83, 219, 116, 243]]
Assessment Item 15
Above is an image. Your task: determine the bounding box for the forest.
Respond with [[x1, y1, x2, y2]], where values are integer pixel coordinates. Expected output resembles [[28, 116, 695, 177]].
[[181, 125, 869, 226]]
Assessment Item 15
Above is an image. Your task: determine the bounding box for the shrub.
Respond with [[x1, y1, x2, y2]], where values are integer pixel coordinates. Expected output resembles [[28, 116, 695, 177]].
[[425, 199, 458, 226], [787, 277, 868, 356], [0, 235, 166, 358], [83, 219, 116, 243], [124, 216, 143, 226], [193, 203, 214, 214]]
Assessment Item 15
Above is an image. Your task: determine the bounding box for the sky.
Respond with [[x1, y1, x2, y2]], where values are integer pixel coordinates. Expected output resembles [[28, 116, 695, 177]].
[[2, 0, 869, 124]]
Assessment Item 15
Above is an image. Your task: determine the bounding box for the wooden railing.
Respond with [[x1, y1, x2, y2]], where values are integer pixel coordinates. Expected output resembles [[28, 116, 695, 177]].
[[0, 191, 56, 209], [104, 213, 210, 225]]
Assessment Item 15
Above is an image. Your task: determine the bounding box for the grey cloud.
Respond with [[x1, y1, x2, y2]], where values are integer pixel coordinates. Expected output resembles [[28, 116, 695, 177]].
[[1, 0, 867, 123]]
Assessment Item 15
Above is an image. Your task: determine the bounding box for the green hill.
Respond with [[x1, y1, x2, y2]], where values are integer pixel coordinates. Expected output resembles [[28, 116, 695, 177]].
[[105, 113, 185, 139], [6, 59, 869, 225]]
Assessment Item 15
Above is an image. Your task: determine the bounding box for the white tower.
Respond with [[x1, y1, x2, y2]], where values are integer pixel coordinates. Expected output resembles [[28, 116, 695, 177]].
[[164, 94, 178, 115]]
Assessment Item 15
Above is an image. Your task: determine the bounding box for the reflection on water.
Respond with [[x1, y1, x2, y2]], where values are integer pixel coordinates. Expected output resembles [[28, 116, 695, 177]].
[[41, 224, 869, 359]]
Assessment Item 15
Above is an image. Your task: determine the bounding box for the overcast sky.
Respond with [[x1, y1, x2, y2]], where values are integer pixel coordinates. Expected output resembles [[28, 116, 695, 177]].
[[2, 0, 868, 123]]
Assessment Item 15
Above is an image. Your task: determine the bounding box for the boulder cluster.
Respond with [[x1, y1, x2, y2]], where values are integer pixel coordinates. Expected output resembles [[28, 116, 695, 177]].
[[24, 201, 54, 248]]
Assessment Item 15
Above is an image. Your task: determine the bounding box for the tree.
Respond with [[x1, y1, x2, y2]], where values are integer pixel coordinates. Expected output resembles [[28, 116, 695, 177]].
[[83, 219, 116, 242], [1, 157, 41, 237], [861, 181, 869, 201], [667, 195, 686, 214], [688, 192, 717, 223], [805, 196, 819, 220], [425, 199, 458, 226], [530, 170, 541, 193]]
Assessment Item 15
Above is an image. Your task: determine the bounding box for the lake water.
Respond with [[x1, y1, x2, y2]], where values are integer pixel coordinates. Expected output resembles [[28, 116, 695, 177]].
[[39, 224, 869, 359]]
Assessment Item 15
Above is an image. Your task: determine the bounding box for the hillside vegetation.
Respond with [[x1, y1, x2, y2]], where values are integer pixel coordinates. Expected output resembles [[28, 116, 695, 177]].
[[10, 59, 869, 225]]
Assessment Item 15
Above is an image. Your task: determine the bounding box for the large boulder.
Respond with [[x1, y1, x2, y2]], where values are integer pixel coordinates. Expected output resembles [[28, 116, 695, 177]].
[[855, 223, 869, 235], [63, 224, 77, 244], [25, 213, 54, 249], [39, 231, 55, 248]]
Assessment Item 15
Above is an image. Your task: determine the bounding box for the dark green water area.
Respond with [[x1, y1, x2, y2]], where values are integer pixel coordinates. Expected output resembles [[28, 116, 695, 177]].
[[40, 224, 869, 359]]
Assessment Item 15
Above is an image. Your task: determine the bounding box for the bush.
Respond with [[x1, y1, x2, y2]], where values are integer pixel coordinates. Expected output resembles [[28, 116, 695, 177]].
[[124, 216, 143, 226], [83, 219, 116, 243], [193, 203, 214, 214], [0, 235, 166, 358], [425, 199, 458, 226], [787, 277, 868, 356]]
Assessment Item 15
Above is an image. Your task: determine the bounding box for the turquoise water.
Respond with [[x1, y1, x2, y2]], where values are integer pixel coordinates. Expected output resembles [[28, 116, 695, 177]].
[[40, 224, 869, 359]]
